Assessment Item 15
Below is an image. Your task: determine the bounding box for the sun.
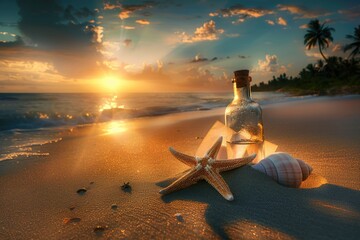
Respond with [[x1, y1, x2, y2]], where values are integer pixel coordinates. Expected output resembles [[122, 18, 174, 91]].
[[102, 75, 121, 91]]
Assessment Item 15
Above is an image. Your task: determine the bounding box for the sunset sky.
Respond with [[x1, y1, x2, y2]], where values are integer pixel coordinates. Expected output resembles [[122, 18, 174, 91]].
[[0, 0, 359, 92]]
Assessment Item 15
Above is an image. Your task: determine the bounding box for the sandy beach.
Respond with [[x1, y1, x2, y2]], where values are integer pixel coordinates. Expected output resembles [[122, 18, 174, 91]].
[[0, 96, 359, 239]]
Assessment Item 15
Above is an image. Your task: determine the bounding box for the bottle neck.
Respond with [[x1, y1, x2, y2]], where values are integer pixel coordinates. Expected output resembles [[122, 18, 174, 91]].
[[233, 82, 251, 101]]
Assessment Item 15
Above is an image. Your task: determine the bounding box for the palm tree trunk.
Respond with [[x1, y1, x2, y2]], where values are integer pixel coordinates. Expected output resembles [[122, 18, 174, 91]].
[[318, 42, 327, 62]]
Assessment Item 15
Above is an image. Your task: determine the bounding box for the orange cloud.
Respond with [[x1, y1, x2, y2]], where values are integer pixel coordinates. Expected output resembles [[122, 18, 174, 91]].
[[116, 3, 153, 20], [213, 7, 273, 18], [277, 17, 287, 26], [136, 19, 150, 25], [93, 26, 104, 43], [305, 51, 323, 59], [180, 20, 224, 43], [277, 4, 330, 19], [119, 10, 131, 19], [104, 3, 121, 10], [210, 6, 274, 23], [0, 59, 68, 92], [331, 43, 342, 52], [265, 20, 275, 25], [121, 25, 135, 30]]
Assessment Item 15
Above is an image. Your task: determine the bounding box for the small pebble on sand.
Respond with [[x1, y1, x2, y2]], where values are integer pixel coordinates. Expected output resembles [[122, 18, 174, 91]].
[[76, 188, 87, 195], [111, 204, 118, 210], [63, 217, 81, 224], [121, 182, 132, 192], [94, 225, 108, 236], [174, 213, 184, 222]]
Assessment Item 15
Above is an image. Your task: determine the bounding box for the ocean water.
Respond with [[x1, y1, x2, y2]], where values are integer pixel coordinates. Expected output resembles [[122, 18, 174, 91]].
[[0, 92, 294, 161]]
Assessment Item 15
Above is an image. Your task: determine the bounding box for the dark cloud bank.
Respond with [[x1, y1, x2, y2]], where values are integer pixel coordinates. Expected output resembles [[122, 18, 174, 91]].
[[0, 0, 104, 78]]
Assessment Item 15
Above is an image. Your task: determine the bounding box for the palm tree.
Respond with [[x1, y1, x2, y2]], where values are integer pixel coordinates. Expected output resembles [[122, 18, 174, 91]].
[[343, 25, 360, 59], [304, 19, 335, 62]]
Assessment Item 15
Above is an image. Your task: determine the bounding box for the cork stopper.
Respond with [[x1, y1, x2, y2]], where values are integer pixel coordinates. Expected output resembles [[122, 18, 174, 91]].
[[233, 69, 251, 88]]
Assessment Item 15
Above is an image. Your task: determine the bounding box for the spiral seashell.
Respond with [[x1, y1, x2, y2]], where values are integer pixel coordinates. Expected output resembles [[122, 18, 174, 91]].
[[251, 152, 313, 188]]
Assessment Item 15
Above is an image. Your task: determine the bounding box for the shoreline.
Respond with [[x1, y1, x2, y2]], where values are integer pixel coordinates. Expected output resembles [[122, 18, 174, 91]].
[[1, 94, 359, 165]]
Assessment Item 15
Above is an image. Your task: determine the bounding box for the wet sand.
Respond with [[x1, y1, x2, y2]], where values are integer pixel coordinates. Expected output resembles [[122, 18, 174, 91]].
[[0, 96, 359, 239]]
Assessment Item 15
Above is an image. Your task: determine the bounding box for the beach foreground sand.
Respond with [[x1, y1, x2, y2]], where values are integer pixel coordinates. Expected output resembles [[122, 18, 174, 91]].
[[0, 96, 359, 239]]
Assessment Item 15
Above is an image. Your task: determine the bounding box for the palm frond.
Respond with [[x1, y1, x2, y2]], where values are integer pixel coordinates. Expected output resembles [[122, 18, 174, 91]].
[[343, 25, 360, 58], [303, 19, 334, 60]]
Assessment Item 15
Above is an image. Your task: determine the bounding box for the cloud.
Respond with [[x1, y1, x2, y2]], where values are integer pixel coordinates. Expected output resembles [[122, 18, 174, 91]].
[[277, 4, 329, 19], [256, 54, 282, 72], [304, 46, 326, 59], [299, 24, 308, 29], [305, 51, 323, 59], [191, 54, 208, 63], [0, 32, 17, 37], [123, 64, 143, 73], [232, 19, 245, 24], [102, 57, 232, 91], [0, 59, 58, 74], [180, 20, 224, 43], [0, 36, 24, 46], [17, 0, 99, 48], [123, 39, 132, 47], [116, 3, 153, 20], [119, 11, 131, 20], [265, 20, 275, 25], [178, 67, 231, 90], [8, 0, 106, 79], [338, 6, 360, 19], [63, 5, 96, 24], [103, 2, 121, 10], [331, 43, 342, 52], [0, 59, 65, 92], [210, 5, 274, 23], [277, 17, 287, 26], [85, 25, 103, 43], [121, 25, 135, 30], [265, 18, 287, 26], [136, 19, 150, 25]]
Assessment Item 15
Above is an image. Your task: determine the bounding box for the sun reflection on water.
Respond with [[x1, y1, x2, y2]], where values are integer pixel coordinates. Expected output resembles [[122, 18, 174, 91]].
[[99, 95, 125, 112], [104, 121, 127, 135]]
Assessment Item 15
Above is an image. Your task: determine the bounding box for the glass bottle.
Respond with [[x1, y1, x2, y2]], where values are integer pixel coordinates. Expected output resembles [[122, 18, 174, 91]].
[[225, 69, 264, 145]]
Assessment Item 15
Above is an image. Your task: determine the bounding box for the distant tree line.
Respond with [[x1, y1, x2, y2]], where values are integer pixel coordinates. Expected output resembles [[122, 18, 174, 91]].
[[252, 21, 360, 95]]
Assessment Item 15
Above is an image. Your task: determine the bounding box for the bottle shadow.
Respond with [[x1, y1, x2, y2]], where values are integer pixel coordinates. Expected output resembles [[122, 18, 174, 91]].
[[158, 166, 360, 239]]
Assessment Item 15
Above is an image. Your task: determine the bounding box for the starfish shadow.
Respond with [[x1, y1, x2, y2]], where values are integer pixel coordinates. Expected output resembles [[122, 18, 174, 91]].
[[159, 166, 360, 239]]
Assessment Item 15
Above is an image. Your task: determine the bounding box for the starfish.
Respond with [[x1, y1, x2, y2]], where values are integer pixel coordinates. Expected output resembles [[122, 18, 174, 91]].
[[159, 137, 256, 201]]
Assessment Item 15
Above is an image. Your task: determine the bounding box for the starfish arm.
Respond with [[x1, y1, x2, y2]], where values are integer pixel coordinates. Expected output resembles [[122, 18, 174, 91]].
[[214, 154, 256, 172], [159, 168, 201, 195], [169, 147, 197, 167], [204, 167, 234, 201], [205, 136, 223, 159]]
